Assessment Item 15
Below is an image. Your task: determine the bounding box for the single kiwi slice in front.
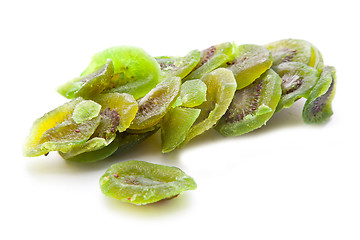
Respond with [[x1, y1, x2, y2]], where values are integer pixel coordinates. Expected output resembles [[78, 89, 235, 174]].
[[224, 44, 273, 90], [273, 62, 319, 112], [183, 42, 238, 80], [215, 69, 282, 136], [302, 66, 336, 124]]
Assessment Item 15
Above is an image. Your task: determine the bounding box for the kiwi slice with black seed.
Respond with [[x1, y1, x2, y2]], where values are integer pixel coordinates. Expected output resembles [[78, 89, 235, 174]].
[[129, 76, 181, 130], [183, 42, 237, 80], [302, 66, 336, 124], [215, 69, 282, 136], [273, 62, 319, 112], [82, 46, 161, 100], [224, 44, 273, 90], [155, 50, 201, 80], [264, 39, 323, 71], [23, 98, 101, 157], [57, 59, 116, 100]]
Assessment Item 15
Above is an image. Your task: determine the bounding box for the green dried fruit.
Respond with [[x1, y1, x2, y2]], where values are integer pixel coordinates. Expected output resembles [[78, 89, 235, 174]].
[[179, 68, 237, 147], [72, 100, 102, 124], [82, 46, 161, 100], [23, 98, 102, 157], [302, 66, 336, 124], [215, 69, 282, 136], [155, 49, 201, 79], [273, 62, 319, 111], [57, 59, 115, 99], [61, 129, 158, 163], [92, 93, 138, 132], [129, 76, 181, 130], [161, 107, 201, 153], [173, 79, 207, 108], [99, 160, 197, 205], [59, 135, 118, 162], [264, 39, 312, 66], [184, 42, 237, 80], [309, 44, 324, 72], [224, 44, 273, 90], [59, 93, 138, 161], [264, 39, 323, 71]]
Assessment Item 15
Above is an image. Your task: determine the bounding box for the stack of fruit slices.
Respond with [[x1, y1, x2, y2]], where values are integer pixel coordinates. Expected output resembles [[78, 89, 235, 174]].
[[24, 39, 336, 162]]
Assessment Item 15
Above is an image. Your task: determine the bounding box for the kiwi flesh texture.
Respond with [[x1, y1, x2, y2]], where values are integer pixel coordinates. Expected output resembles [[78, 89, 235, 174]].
[[173, 79, 207, 108], [179, 68, 237, 148], [62, 128, 158, 163], [161, 107, 201, 153], [155, 50, 201, 80], [59, 93, 138, 160], [302, 66, 336, 124], [273, 62, 319, 112], [57, 59, 115, 99], [81, 46, 161, 100], [309, 44, 324, 72], [24, 98, 84, 157], [183, 42, 237, 80], [264, 39, 312, 66], [92, 93, 138, 132], [129, 76, 181, 130], [215, 69, 282, 136], [224, 44, 273, 90], [72, 100, 102, 124], [58, 108, 119, 160]]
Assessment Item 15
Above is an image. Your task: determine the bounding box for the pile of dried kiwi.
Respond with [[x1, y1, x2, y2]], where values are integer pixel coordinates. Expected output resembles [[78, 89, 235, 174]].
[[24, 39, 336, 205]]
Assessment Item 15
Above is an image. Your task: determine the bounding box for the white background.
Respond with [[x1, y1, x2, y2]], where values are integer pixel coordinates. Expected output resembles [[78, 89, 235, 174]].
[[1, 0, 359, 239]]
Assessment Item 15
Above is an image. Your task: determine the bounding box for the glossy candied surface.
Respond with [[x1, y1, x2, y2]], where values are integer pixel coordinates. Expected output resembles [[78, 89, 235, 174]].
[[99, 160, 197, 205]]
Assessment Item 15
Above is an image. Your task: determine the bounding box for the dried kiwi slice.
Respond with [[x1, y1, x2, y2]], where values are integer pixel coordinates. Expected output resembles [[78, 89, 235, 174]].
[[59, 134, 117, 162], [72, 100, 102, 123], [184, 42, 237, 80], [161, 107, 201, 153], [129, 76, 181, 130], [92, 93, 138, 132], [23, 98, 103, 157], [179, 68, 237, 147], [173, 79, 207, 108], [61, 128, 158, 163], [273, 62, 319, 111], [302, 66, 336, 124], [57, 59, 115, 99], [59, 93, 138, 160], [309, 44, 324, 72], [215, 69, 282, 136], [224, 44, 273, 90], [264, 39, 324, 71], [99, 160, 197, 205], [155, 50, 201, 79], [264, 39, 312, 66], [81, 46, 161, 100]]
